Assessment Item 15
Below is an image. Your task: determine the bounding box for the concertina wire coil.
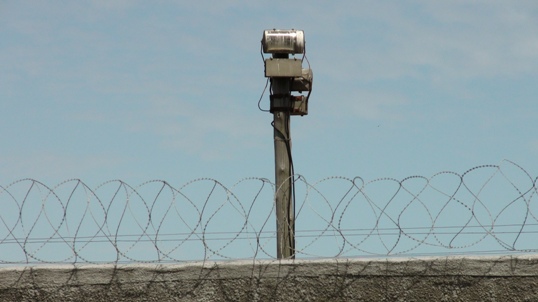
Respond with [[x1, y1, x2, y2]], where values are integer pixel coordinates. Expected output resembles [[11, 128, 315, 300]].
[[1, 160, 537, 265]]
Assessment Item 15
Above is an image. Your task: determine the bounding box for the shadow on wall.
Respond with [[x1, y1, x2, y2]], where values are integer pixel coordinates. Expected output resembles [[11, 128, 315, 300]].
[[1, 256, 538, 301]]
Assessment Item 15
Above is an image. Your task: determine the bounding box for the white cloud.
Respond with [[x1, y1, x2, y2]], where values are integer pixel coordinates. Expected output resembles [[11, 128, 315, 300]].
[[116, 96, 269, 160], [324, 90, 410, 122], [307, 1, 538, 82], [0, 152, 129, 183], [3, 0, 537, 177]]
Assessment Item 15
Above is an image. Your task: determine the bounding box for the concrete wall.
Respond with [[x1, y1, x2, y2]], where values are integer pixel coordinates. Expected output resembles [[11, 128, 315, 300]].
[[1, 255, 538, 301]]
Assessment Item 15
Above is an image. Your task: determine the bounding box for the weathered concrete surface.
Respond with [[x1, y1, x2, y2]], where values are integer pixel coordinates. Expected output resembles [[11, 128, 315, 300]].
[[1, 255, 538, 301]]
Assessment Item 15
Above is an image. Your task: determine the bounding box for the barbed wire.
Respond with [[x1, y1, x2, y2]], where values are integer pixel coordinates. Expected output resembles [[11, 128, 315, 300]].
[[1, 160, 537, 265]]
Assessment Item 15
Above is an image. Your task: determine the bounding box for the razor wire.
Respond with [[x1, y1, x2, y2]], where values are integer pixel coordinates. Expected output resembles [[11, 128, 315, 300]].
[[1, 160, 537, 265]]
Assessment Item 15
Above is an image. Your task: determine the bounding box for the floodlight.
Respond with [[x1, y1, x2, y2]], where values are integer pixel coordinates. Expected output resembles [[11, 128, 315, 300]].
[[262, 29, 305, 54]]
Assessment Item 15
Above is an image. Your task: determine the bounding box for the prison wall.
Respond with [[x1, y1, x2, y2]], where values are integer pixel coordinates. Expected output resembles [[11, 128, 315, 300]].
[[1, 255, 538, 301]]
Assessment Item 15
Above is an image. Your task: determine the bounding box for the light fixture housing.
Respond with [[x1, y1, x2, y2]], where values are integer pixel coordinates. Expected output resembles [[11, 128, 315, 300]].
[[291, 69, 313, 92], [262, 29, 305, 54], [270, 95, 308, 115], [264, 58, 302, 77]]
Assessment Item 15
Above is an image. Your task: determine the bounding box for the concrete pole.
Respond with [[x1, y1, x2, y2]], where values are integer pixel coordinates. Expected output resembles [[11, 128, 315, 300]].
[[272, 54, 295, 259]]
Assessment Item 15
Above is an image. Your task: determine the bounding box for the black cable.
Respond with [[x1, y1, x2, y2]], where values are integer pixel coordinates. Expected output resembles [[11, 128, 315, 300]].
[[257, 78, 270, 112], [286, 114, 296, 257], [281, 111, 296, 257], [270, 112, 296, 257], [301, 40, 306, 63], [303, 53, 313, 105], [258, 42, 271, 112]]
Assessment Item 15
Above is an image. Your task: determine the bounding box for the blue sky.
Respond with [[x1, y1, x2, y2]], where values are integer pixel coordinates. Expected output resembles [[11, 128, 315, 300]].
[[1, 1, 538, 261], [2, 1, 538, 186]]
